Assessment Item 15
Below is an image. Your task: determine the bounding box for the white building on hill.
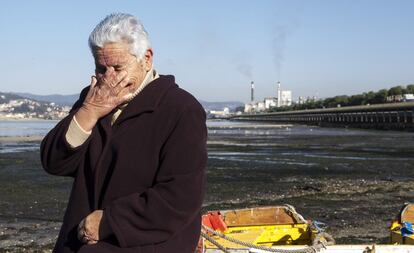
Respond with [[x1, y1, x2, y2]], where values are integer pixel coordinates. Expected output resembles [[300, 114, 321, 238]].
[[277, 82, 292, 107], [280, 90, 292, 107], [264, 97, 277, 109]]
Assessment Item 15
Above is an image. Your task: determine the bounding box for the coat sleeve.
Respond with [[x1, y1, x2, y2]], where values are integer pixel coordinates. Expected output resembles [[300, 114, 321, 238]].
[[102, 104, 207, 247], [40, 87, 90, 177]]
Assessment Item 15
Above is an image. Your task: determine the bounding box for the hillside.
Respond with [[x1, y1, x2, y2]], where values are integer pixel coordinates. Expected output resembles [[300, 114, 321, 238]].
[[15, 93, 79, 106], [0, 92, 70, 120]]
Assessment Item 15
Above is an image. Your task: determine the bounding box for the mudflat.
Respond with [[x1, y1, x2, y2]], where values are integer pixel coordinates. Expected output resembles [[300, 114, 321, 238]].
[[1, 123, 414, 251]]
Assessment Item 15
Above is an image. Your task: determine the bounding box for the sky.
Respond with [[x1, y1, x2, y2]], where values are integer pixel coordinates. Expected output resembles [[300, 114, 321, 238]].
[[1, 0, 413, 103]]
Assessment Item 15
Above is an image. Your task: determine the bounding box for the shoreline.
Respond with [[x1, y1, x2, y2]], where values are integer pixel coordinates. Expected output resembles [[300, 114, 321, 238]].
[[0, 135, 45, 142], [0, 118, 59, 122]]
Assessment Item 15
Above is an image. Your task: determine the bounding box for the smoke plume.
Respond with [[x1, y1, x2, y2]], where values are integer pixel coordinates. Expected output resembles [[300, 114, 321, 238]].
[[272, 25, 290, 80], [236, 63, 253, 79]]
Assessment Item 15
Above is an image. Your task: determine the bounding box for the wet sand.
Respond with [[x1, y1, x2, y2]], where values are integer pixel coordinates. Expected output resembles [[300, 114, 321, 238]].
[[0, 136, 44, 143], [204, 123, 414, 244], [0, 151, 70, 252], [1, 123, 414, 251]]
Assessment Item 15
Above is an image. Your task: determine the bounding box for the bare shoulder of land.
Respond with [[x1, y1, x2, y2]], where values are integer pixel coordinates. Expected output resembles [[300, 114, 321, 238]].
[[0, 135, 44, 142]]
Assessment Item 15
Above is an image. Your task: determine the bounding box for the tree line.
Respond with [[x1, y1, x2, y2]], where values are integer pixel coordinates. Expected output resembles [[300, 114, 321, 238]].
[[268, 84, 414, 112]]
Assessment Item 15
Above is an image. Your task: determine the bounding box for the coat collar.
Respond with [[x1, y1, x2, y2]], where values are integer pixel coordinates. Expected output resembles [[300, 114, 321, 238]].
[[112, 75, 177, 125]]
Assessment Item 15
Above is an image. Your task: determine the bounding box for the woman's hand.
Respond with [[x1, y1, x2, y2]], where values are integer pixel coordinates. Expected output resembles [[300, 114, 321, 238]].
[[77, 210, 111, 244], [75, 67, 135, 131]]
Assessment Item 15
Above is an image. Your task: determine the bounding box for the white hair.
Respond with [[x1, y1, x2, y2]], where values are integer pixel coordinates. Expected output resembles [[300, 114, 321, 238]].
[[89, 13, 151, 59]]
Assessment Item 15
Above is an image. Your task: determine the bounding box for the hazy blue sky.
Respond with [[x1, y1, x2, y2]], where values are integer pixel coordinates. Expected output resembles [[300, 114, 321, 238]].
[[1, 0, 413, 103]]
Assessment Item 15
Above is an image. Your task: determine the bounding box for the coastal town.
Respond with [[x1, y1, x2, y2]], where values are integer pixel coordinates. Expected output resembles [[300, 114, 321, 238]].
[[0, 93, 70, 120]]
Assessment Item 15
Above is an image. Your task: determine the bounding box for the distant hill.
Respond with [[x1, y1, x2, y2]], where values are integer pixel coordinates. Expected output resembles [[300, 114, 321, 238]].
[[198, 100, 244, 111], [0, 92, 25, 102], [13, 93, 244, 111], [15, 93, 79, 106], [0, 92, 69, 119]]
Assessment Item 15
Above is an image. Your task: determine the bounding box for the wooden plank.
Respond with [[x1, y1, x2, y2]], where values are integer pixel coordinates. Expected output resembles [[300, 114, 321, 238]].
[[222, 207, 298, 226]]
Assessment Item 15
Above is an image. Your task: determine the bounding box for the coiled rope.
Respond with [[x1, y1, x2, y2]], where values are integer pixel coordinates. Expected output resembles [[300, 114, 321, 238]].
[[200, 205, 335, 253], [201, 224, 328, 253]]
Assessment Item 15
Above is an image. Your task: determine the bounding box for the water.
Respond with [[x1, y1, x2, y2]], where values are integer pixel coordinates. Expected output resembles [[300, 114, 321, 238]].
[[0, 120, 57, 137], [1, 119, 414, 250], [0, 120, 58, 154]]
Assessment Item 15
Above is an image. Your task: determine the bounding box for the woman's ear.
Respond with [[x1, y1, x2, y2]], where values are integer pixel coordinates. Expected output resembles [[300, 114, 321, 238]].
[[144, 49, 153, 71]]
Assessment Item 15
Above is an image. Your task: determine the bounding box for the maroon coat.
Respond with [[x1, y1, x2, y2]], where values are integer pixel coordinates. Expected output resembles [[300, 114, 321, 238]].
[[41, 75, 207, 253]]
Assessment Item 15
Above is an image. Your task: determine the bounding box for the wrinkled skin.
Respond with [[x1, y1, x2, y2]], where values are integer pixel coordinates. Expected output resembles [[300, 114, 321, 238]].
[[80, 69, 132, 121], [77, 210, 109, 245]]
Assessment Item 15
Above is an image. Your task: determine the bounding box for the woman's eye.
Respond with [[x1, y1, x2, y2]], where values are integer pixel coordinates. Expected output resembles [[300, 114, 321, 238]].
[[96, 67, 106, 74]]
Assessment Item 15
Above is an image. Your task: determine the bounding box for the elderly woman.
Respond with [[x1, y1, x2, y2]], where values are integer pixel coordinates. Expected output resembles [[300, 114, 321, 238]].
[[41, 13, 207, 253]]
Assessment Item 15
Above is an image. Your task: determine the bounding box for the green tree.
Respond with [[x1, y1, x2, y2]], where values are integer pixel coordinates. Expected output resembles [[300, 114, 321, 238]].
[[372, 89, 388, 103], [406, 84, 414, 94], [349, 94, 365, 106], [334, 95, 349, 107], [388, 86, 403, 96], [364, 91, 376, 104]]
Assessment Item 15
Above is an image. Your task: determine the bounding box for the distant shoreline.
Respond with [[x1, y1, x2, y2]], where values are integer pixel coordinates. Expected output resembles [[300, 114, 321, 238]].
[[0, 135, 45, 142], [0, 117, 59, 122]]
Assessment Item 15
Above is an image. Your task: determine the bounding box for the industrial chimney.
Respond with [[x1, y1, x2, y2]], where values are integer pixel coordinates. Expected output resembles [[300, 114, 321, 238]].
[[277, 81, 281, 107], [250, 81, 254, 102]]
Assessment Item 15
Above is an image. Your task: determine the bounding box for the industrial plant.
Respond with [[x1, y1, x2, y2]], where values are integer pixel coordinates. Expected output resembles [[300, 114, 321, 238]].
[[244, 81, 292, 113]]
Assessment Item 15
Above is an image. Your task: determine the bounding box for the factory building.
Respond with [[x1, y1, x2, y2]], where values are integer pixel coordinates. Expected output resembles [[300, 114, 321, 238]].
[[244, 81, 292, 113]]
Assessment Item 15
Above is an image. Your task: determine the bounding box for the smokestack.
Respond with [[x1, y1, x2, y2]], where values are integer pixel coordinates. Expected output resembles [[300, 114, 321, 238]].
[[277, 81, 281, 107], [250, 81, 254, 102]]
